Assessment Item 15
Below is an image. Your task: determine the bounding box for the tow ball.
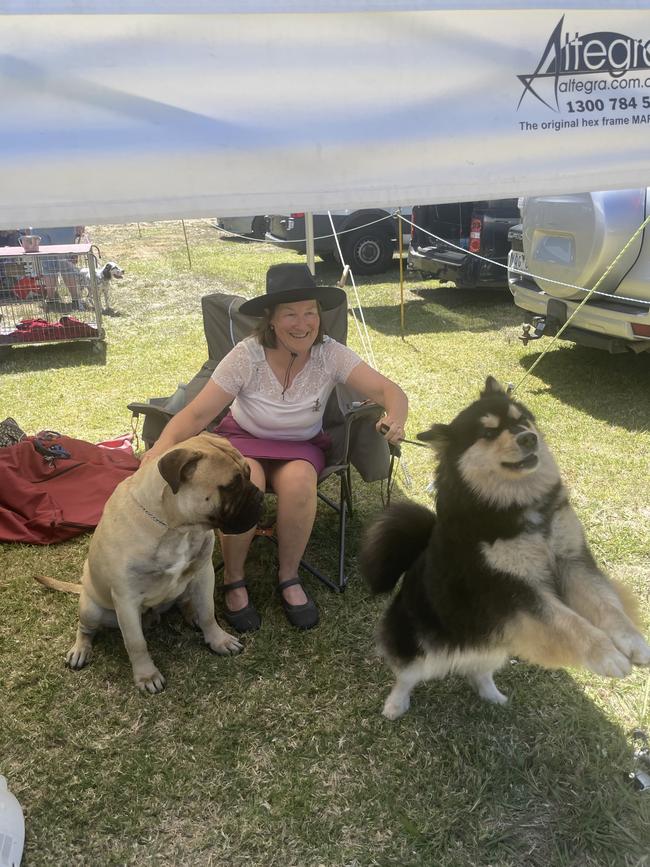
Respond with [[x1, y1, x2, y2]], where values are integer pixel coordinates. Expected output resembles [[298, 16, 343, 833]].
[[628, 729, 650, 793], [519, 316, 546, 345]]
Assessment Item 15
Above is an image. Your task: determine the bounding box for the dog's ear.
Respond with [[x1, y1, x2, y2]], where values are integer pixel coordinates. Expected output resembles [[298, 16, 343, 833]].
[[417, 423, 450, 451], [480, 375, 505, 398], [157, 448, 202, 494]]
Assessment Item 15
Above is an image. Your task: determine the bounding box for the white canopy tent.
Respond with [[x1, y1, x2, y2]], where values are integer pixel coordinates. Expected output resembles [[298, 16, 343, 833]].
[[1, 1, 650, 227]]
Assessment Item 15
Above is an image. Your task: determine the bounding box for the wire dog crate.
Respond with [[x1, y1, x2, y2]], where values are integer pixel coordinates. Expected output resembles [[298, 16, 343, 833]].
[[0, 243, 105, 354]]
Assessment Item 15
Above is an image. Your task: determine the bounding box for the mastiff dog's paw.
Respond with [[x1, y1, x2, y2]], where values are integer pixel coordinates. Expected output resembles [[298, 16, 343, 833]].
[[206, 631, 243, 656], [66, 642, 93, 670], [135, 667, 167, 694]]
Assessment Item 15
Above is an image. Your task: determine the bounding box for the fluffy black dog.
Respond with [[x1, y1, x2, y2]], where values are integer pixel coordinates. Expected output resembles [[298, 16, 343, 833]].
[[361, 377, 650, 719]]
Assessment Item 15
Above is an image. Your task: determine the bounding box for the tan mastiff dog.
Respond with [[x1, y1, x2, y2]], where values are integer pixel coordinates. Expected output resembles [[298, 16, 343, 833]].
[[36, 433, 264, 694]]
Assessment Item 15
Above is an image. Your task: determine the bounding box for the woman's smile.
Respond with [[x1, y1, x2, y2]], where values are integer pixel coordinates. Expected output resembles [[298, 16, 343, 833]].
[[271, 300, 320, 353]]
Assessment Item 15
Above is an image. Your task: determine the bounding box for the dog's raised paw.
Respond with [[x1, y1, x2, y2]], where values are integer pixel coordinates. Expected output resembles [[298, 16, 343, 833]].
[[135, 668, 166, 694], [629, 636, 650, 666], [587, 642, 632, 678], [609, 630, 650, 666]]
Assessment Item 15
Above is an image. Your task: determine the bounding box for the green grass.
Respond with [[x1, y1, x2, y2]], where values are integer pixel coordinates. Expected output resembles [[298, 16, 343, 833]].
[[1, 221, 649, 866]]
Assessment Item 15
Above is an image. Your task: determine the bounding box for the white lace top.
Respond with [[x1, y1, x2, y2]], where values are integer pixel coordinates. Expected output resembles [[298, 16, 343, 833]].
[[211, 335, 363, 440]]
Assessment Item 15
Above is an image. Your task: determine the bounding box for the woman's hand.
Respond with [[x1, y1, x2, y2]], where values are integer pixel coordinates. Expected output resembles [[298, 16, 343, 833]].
[[135, 379, 235, 468], [345, 361, 409, 447], [376, 416, 406, 445], [139, 446, 162, 466]]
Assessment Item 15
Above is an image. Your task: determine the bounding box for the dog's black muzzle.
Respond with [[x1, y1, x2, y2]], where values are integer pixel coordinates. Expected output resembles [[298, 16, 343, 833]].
[[516, 430, 537, 452], [213, 482, 264, 535], [502, 428, 539, 471]]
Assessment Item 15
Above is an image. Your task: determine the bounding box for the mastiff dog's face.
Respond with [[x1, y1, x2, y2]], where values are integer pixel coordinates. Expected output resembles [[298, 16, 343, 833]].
[[157, 433, 264, 533]]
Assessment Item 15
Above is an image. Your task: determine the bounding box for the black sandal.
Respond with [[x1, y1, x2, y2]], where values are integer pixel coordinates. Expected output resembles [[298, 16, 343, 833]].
[[277, 578, 319, 630], [223, 579, 261, 633]]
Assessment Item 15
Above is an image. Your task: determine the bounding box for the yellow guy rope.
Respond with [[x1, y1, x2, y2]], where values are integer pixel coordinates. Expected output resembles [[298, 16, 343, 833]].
[[397, 210, 405, 339]]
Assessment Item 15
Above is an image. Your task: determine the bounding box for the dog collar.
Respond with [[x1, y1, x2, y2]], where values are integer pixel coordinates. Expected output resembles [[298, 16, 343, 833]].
[[132, 495, 168, 529]]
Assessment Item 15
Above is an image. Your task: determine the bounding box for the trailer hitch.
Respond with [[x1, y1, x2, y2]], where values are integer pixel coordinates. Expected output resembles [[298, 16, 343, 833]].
[[627, 729, 650, 792], [519, 316, 546, 345]]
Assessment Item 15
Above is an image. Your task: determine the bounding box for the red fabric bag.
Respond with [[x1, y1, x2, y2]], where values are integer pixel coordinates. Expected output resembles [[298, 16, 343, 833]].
[[0, 435, 140, 544]]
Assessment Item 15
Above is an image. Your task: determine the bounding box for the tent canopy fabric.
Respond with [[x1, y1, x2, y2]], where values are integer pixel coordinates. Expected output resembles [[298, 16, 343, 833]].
[[2, 2, 650, 225]]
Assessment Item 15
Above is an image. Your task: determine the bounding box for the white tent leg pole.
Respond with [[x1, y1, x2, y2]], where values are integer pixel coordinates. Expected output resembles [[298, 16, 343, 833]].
[[305, 212, 315, 275]]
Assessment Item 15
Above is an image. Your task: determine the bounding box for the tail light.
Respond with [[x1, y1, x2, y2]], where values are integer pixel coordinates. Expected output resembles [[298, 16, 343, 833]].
[[411, 206, 419, 244], [290, 212, 305, 218], [631, 323, 650, 337], [469, 216, 482, 253]]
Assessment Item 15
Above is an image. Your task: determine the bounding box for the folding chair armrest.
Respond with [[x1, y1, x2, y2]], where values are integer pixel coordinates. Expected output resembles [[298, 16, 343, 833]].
[[127, 402, 175, 423], [127, 401, 176, 450]]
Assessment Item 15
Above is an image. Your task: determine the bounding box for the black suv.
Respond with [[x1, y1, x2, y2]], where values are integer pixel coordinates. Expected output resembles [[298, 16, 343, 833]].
[[408, 200, 520, 288]]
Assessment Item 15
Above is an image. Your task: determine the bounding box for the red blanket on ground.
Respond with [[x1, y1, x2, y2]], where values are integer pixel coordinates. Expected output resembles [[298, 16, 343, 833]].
[[0, 435, 140, 544], [0, 317, 98, 345]]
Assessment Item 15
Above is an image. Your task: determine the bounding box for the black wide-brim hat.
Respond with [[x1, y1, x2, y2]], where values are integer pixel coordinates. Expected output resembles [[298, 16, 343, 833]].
[[239, 263, 347, 316]]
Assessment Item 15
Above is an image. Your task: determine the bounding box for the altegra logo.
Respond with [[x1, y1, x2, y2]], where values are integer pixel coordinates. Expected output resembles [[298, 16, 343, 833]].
[[518, 16, 650, 111]]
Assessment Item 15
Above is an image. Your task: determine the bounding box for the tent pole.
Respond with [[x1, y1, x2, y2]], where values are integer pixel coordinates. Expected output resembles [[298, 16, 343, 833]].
[[181, 220, 192, 269], [397, 210, 405, 339], [305, 212, 315, 275]]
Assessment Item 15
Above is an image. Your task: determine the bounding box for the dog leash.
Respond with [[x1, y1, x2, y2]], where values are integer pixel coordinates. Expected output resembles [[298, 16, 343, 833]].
[[379, 423, 429, 448]]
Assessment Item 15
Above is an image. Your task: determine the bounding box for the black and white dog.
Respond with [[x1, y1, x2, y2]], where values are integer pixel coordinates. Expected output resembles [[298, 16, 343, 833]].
[[79, 261, 124, 313], [361, 377, 650, 719]]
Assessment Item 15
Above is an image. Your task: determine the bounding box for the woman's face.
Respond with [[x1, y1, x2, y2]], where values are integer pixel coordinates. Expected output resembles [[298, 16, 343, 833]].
[[270, 300, 320, 353]]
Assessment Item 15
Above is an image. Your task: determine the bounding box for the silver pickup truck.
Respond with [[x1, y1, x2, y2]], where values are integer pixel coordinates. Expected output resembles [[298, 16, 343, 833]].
[[508, 190, 650, 353]]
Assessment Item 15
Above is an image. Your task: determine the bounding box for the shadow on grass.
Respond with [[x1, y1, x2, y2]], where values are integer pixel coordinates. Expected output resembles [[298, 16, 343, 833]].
[[395, 664, 648, 864], [518, 344, 650, 431], [0, 340, 107, 373], [409, 281, 511, 308], [349, 295, 513, 337], [217, 234, 260, 245]]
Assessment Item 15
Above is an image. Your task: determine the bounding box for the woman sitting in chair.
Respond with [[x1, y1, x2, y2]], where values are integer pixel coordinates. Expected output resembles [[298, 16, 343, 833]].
[[142, 263, 408, 631]]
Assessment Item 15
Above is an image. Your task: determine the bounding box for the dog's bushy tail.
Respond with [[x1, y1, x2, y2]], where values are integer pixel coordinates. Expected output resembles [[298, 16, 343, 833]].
[[360, 500, 435, 594]]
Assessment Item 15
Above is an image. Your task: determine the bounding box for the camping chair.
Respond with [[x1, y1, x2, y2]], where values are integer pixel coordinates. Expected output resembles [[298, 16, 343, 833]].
[[127, 292, 397, 592]]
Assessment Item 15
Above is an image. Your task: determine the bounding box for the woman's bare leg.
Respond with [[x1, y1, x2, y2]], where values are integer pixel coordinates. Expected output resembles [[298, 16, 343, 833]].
[[219, 457, 265, 611], [267, 459, 318, 605]]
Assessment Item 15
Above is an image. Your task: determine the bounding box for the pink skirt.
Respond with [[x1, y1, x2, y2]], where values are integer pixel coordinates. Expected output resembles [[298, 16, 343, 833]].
[[211, 412, 331, 476]]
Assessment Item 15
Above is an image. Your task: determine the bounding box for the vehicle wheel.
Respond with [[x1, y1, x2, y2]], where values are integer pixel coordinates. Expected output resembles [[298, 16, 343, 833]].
[[342, 228, 394, 275], [250, 216, 267, 239]]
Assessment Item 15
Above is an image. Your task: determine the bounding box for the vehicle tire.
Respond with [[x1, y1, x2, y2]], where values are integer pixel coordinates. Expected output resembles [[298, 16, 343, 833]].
[[250, 216, 267, 239], [342, 227, 394, 275]]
